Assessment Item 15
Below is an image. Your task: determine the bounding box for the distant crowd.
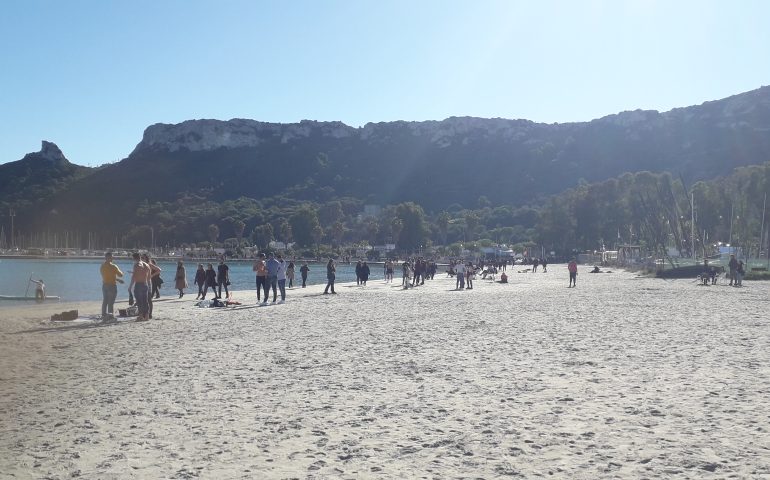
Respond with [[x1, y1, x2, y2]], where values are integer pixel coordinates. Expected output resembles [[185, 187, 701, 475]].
[[95, 253, 613, 322]]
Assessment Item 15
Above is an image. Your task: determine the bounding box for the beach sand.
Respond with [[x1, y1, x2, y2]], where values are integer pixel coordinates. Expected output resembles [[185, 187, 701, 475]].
[[1, 265, 769, 478]]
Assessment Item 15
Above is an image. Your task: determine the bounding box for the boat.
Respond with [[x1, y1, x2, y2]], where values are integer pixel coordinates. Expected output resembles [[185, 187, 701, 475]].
[[656, 264, 724, 279], [0, 295, 61, 301]]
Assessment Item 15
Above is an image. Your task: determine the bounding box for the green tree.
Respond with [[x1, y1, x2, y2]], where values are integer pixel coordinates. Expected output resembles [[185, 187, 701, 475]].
[[464, 212, 480, 240], [390, 218, 403, 245], [318, 201, 343, 227], [311, 224, 324, 250], [366, 220, 379, 245], [207, 224, 220, 244], [289, 206, 321, 247], [252, 224, 274, 250], [233, 220, 246, 245], [330, 221, 345, 246], [436, 211, 450, 245], [279, 218, 293, 244], [395, 202, 427, 251]]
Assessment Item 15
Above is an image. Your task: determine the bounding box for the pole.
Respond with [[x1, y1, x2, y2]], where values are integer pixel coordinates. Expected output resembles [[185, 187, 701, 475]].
[[9, 209, 15, 249], [25, 274, 33, 297], [761, 192, 767, 266], [729, 202, 734, 247], [691, 192, 695, 260]]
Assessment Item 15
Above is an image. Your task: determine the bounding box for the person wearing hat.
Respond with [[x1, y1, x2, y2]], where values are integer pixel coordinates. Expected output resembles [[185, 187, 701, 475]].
[[100, 251, 124, 321]]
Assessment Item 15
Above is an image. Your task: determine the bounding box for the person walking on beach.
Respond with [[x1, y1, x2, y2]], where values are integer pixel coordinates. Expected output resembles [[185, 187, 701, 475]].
[[736, 260, 745, 287], [194, 264, 205, 299], [465, 262, 474, 290], [355, 260, 363, 286], [542, 258, 548, 273], [216, 257, 230, 299], [253, 253, 268, 303], [144, 255, 162, 319], [385, 260, 394, 283], [203, 263, 217, 299], [568, 258, 578, 287], [265, 252, 281, 303], [100, 251, 124, 320], [149, 259, 163, 299], [286, 260, 295, 288], [360, 261, 371, 286], [412, 258, 423, 286], [300, 262, 310, 288], [175, 261, 188, 298], [728, 254, 738, 286], [276, 255, 287, 303], [131, 253, 151, 321], [324, 258, 337, 294], [532, 258, 539, 273]]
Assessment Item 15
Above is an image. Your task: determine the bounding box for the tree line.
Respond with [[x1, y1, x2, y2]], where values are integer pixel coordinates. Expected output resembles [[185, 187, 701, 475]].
[[4, 162, 770, 260]]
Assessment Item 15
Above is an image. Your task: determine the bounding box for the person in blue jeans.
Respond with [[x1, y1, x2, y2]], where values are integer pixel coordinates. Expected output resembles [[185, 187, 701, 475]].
[[100, 251, 124, 320], [265, 252, 281, 303], [130, 252, 151, 321], [276, 255, 287, 303]]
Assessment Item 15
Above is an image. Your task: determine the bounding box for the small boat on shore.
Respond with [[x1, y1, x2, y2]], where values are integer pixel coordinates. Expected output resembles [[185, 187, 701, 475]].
[[656, 264, 724, 279], [0, 295, 61, 301]]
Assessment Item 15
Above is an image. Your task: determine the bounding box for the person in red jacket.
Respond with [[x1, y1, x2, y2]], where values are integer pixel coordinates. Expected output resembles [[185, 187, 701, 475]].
[[568, 259, 578, 287]]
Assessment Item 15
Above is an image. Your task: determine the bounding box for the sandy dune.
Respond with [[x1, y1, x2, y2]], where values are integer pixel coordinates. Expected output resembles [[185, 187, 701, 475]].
[[1, 265, 769, 478]]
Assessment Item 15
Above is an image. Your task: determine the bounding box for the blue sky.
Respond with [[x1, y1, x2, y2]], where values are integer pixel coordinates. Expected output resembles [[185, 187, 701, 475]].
[[1, 0, 768, 166]]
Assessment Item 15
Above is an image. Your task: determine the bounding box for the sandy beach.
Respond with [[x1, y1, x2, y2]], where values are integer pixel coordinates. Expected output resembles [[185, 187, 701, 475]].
[[1, 265, 769, 479]]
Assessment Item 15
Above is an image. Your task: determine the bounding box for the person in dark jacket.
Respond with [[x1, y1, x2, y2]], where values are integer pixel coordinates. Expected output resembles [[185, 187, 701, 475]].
[[323, 258, 336, 294], [216, 257, 230, 299], [728, 254, 739, 286], [300, 262, 310, 288], [355, 260, 363, 286], [360, 261, 371, 286], [202, 263, 217, 300], [194, 264, 206, 299]]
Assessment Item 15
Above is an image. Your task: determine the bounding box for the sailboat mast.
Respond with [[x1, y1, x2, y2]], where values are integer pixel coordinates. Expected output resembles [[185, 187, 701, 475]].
[[691, 192, 695, 260], [760, 192, 766, 266]]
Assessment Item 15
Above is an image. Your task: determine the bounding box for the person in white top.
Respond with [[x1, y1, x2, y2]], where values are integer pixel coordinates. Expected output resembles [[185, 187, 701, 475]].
[[455, 261, 466, 290], [276, 255, 287, 303]]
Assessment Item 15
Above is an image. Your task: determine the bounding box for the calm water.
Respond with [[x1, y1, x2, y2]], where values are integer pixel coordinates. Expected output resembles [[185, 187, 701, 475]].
[[0, 258, 382, 305]]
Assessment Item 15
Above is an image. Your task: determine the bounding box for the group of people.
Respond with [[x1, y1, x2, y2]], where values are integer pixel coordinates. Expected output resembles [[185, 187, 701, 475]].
[[97, 252, 595, 322], [354, 260, 371, 286], [100, 251, 161, 322], [192, 258, 231, 300], [252, 253, 308, 304]]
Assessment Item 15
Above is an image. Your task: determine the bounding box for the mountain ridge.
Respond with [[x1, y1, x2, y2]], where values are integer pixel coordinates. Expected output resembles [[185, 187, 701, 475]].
[[2, 86, 770, 239]]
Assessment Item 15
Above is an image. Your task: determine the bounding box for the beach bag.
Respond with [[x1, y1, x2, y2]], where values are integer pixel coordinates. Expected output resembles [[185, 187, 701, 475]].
[[119, 306, 139, 317]]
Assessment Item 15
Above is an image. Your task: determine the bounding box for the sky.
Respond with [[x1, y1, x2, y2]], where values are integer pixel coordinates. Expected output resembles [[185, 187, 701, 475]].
[[1, 0, 769, 167]]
